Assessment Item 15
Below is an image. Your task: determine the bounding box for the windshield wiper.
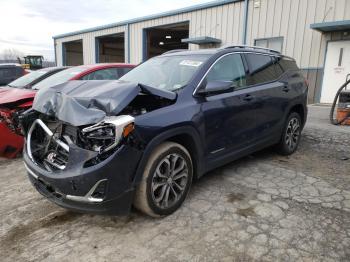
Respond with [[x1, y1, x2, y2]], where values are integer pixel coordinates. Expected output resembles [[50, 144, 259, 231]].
[[7, 84, 23, 89]]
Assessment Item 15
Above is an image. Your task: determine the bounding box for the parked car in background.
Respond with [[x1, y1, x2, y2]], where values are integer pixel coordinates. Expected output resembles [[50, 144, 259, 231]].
[[0, 64, 28, 86], [7, 66, 68, 89], [32, 63, 135, 90], [0, 63, 135, 158], [21, 46, 308, 217]]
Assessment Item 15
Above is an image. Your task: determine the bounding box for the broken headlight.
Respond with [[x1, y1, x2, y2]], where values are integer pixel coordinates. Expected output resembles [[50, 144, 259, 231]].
[[81, 115, 135, 153]]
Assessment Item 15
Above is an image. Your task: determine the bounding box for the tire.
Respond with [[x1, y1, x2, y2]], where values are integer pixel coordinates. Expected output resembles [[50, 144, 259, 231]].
[[276, 112, 302, 156], [133, 142, 193, 217]]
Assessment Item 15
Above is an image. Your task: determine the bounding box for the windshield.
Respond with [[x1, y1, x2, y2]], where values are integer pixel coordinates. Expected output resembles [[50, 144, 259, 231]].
[[32, 67, 86, 90], [8, 70, 47, 88], [120, 54, 210, 91]]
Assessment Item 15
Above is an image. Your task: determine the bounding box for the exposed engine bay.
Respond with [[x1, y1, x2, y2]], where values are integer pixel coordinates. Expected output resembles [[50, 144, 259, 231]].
[[0, 101, 31, 135], [0, 100, 32, 158], [0, 108, 22, 135], [22, 80, 176, 172], [119, 93, 174, 116], [23, 111, 134, 171]]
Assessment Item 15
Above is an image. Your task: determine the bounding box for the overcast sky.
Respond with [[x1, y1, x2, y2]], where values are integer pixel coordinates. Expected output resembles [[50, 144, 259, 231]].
[[0, 0, 211, 61]]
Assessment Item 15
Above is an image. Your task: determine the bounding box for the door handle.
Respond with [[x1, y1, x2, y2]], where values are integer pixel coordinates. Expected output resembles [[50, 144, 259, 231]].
[[242, 94, 254, 101], [282, 86, 291, 92]]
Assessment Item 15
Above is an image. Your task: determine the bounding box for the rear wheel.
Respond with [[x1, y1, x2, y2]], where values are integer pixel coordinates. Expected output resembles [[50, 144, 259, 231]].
[[134, 142, 193, 217], [276, 112, 302, 155]]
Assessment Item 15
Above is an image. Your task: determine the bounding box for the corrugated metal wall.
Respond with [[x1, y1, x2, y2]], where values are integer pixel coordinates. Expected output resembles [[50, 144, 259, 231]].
[[55, 0, 350, 66], [246, 0, 350, 68], [55, 1, 245, 66], [55, 26, 126, 66], [245, 0, 350, 103], [128, 0, 245, 63]]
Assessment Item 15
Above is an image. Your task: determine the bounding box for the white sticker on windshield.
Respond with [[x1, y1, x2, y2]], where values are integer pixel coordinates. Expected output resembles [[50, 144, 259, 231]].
[[180, 60, 203, 67]]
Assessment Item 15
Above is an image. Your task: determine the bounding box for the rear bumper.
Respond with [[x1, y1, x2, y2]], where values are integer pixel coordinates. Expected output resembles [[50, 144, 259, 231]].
[[0, 121, 23, 158], [23, 143, 143, 215]]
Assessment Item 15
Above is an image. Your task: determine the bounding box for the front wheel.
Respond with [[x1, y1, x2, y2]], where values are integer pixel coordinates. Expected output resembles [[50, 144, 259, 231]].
[[133, 142, 193, 217], [276, 112, 302, 155]]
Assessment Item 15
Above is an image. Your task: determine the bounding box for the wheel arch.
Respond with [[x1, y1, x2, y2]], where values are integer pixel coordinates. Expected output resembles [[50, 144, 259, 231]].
[[288, 104, 305, 128], [166, 133, 201, 180], [132, 126, 204, 186]]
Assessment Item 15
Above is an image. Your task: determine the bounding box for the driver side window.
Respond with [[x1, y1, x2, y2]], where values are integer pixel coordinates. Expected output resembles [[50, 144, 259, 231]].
[[206, 54, 246, 89]]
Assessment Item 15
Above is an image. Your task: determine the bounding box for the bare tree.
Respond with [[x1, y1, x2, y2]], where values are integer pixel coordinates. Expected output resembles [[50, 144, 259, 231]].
[[0, 48, 24, 62]]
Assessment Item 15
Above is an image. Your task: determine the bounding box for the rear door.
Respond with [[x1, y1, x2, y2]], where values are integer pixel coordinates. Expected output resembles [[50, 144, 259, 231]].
[[199, 53, 258, 157], [243, 53, 288, 142]]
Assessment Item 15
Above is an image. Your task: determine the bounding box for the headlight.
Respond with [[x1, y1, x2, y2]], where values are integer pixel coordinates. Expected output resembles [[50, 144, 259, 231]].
[[81, 115, 134, 153]]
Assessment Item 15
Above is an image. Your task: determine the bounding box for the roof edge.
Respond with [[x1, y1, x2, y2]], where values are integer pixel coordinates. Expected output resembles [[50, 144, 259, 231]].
[[53, 0, 242, 39], [182, 36, 222, 44], [310, 20, 350, 32]]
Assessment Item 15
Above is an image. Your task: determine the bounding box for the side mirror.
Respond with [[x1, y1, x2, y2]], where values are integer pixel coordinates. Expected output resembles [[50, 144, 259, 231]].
[[196, 80, 235, 96]]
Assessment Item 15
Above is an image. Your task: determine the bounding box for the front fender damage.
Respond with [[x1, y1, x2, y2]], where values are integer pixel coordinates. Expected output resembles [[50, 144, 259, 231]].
[[23, 80, 175, 172], [32, 80, 176, 126]]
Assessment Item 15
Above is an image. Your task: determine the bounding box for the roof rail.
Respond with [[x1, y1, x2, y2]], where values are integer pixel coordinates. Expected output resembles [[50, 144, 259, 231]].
[[221, 45, 281, 54], [162, 49, 188, 55]]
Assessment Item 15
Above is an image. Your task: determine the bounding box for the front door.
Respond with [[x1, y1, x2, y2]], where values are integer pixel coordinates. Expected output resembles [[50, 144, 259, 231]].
[[199, 53, 257, 157], [321, 40, 350, 103]]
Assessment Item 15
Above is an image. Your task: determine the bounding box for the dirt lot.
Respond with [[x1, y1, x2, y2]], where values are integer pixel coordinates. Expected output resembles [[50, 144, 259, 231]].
[[1, 105, 350, 261]]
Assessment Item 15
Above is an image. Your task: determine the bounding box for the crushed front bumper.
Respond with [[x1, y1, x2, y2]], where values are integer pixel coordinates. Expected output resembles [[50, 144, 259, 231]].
[[23, 142, 143, 215], [0, 121, 23, 158]]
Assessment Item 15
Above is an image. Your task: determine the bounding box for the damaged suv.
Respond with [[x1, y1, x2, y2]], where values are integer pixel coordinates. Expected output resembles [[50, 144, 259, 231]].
[[22, 46, 308, 217]]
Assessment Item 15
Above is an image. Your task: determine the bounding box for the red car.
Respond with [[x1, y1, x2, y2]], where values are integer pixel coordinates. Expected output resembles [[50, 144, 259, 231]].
[[0, 63, 135, 158]]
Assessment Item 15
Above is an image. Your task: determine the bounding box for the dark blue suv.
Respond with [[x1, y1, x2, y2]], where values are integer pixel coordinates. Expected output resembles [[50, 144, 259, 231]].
[[22, 46, 308, 217]]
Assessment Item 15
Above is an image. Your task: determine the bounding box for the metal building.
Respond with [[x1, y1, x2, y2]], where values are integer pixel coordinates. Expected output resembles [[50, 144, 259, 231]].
[[53, 0, 350, 103]]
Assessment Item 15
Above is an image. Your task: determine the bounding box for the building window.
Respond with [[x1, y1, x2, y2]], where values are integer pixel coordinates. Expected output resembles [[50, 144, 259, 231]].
[[254, 37, 284, 53]]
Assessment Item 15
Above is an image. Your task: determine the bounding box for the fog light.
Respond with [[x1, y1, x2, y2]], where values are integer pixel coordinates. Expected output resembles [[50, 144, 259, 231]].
[[91, 180, 108, 199]]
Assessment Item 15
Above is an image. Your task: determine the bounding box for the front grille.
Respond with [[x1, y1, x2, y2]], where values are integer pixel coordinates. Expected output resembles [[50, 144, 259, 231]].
[[27, 119, 70, 172]]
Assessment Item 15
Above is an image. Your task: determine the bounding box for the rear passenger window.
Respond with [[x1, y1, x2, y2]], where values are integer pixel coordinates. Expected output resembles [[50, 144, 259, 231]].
[[245, 54, 278, 84], [278, 58, 299, 72], [206, 54, 246, 89], [272, 56, 284, 78]]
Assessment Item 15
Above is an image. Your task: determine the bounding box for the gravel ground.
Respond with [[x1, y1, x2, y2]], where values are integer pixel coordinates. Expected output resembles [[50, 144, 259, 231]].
[[0, 105, 350, 262]]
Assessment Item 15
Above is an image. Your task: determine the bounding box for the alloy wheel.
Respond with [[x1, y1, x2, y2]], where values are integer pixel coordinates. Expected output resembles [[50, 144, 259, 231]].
[[151, 153, 189, 209], [285, 117, 300, 151]]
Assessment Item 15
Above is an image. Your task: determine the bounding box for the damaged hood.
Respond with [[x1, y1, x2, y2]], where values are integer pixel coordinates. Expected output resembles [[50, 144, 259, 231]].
[[0, 87, 36, 105], [33, 80, 176, 126]]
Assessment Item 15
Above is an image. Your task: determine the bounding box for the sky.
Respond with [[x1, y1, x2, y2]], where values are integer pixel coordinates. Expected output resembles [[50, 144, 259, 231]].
[[0, 0, 213, 61]]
